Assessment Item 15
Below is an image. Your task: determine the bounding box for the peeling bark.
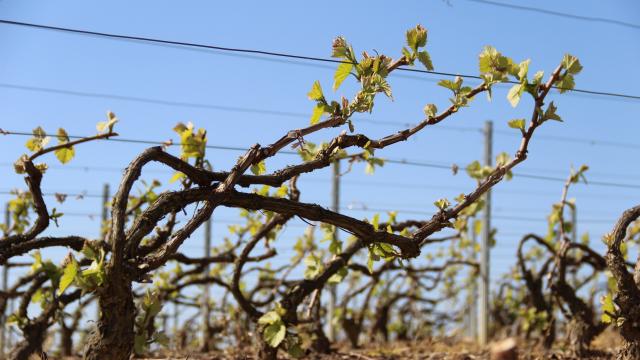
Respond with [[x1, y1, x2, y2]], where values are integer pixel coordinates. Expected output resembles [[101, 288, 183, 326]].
[[83, 277, 135, 360]]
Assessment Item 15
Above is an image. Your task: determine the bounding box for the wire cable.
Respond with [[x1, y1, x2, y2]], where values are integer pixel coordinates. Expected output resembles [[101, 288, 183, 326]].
[[0, 19, 638, 100], [464, 0, 640, 31], [4, 81, 640, 153], [2, 130, 639, 189], [0, 189, 618, 226], [0, 82, 442, 130]]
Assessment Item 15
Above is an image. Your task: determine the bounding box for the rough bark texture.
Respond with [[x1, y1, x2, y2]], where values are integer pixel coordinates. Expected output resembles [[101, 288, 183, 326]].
[[0, 39, 569, 358], [341, 317, 360, 348], [618, 340, 640, 360], [617, 316, 640, 360], [371, 304, 391, 342], [9, 322, 47, 360], [517, 235, 555, 348], [311, 326, 332, 354], [310, 292, 331, 354], [605, 206, 640, 359], [61, 324, 74, 356], [258, 340, 278, 360], [554, 279, 607, 356], [565, 318, 592, 356], [83, 277, 135, 360]]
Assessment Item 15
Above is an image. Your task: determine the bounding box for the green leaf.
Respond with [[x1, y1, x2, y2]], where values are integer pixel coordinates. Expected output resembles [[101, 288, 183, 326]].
[[155, 332, 170, 347], [363, 157, 384, 175], [495, 152, 511, 166], [56, 128, 70, 143], [556, 74, 575, 93], [263, 322, 286, 348], [134, 334, 146, 354], [466, 160, 483, 179], [374, 242, 397, 258], [508, 119, 526, 132], [307, 81, 324, 101], [434, 198, 450, 210], [507, 83, 524, 107], [478, 46, 514, 79], [147, 297, 162, 317], [33, 126, 46, 139], [287, 342, 305, 358], [543, 102, 562, 122], [517, 59, 530, 80], [96, 111, 118, 133], [367, 251, 375, 274], [363, 74, 393, 99], [417, 51, 434, 71], [169, 171, 186, 184], [251, 160, 266, 175], [303, 254, 322, 279], [423, 104, 437, 118], [173, 123, 187, 133], [173, 122, 207, 160], [80, 262, 100, 277], [478, 46, 498, 74], [25, 126, 50, 152], [32, 288, 44, 306], [401, 47, 412, 61], [328, 267, 348, 284], [406, 25, 427, 51], [562, 54, 582, 75], [258, 311, 281, 325], [333, 62, 353, 91], [58, 257, 78, 295], [371, 213, 380, 231], [474, 220, 482, 236], [532, 70, 544, 84], [54, 147, 75, 164], [331, 36, 350, 59], [601, 293, 615, 324], [438, 77, 462, 92], [13, 157, 26, 174], [55, 129, 75, 164], [81, 243, 98, 260], [329, 238, 342, 255], [275, 185, 288, 198], [387, 211, 397, 224], [310, 104, 325, 125]]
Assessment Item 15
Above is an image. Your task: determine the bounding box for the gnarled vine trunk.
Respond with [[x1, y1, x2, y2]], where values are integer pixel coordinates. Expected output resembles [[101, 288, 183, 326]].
[[311, 325, 331, 354], [258, 340, 278, 360], [565, 318, 594, 356], [618, 340, 640, 360], [616, 313, 640, 360], [9, 322, 47, 360], [604, 206, 640, 360], [84, 275, 135, 360], [341, 317, 360, 348], [310, 296, 331, 354], [60, 323, 74, 356]]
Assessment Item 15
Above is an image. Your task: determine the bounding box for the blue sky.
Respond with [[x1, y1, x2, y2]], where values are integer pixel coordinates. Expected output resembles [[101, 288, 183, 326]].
[[1, 0, 639, 290]]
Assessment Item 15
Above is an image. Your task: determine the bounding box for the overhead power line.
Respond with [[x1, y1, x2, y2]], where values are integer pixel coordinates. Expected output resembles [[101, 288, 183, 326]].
[[4, 81, 640, 153], [0, 190, 617, 226], [0, 188, 624, 217], [0, 19, 639, 101], [464, 0, 640, 31], [493, 129, 640, 151], [342, 205, 615, 225], [512, 173, 640, 190], [0, 82, 475, 133], [2, 130, 640, 190], [0, 130, 273, 154]]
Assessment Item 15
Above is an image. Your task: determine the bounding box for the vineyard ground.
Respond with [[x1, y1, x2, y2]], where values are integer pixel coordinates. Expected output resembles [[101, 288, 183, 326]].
[[71, 332, 619, 360]]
